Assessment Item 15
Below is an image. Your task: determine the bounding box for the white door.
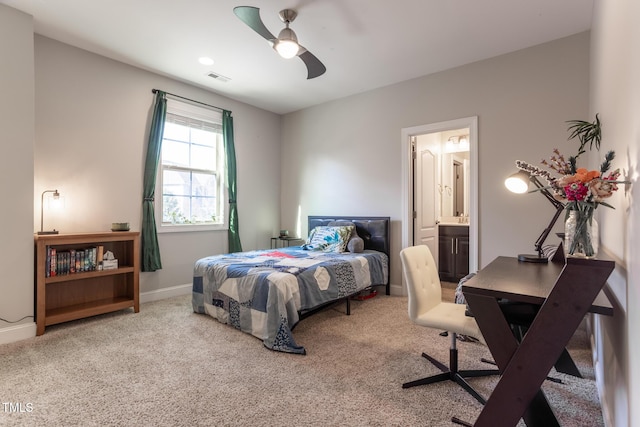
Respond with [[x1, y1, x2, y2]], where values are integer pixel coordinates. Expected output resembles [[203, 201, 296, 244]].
[[413, 134, 438, 264]]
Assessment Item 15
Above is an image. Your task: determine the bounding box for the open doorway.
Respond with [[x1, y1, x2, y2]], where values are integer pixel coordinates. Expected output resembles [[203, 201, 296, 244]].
[[400, 117, 478, 295]]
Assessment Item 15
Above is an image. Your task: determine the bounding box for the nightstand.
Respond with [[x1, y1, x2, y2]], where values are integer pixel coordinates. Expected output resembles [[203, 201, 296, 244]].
[[270, 236, 303, 249]]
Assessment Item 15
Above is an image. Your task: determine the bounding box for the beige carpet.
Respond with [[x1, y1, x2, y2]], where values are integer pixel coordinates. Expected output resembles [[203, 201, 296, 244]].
[[0, 287, 603, 427]]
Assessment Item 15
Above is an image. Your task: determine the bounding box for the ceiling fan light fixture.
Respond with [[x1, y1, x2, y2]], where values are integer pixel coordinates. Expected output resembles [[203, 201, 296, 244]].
[[274, 27, 299, 59], [234, 6, 326, 78]]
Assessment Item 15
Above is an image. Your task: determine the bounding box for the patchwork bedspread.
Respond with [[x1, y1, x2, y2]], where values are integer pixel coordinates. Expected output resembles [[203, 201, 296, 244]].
[[192, 247, 389, 354]]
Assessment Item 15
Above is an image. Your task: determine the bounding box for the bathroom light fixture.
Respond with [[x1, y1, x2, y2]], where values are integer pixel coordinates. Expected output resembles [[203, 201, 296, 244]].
[[505, 171, 564, 263], [445, 135, 470, 153], [445, 136, 458, 153], [458, 135, 469, 147], [38, 189, 61, 235]]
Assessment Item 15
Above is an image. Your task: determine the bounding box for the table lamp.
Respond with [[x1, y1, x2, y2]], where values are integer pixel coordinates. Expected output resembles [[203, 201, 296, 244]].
[[38, 189, 61, 235], [504, 171, 564, 263]]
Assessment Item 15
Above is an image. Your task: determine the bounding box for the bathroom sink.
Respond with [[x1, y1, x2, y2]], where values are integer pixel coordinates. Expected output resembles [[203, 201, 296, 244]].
[[438, 216, 469, 226]]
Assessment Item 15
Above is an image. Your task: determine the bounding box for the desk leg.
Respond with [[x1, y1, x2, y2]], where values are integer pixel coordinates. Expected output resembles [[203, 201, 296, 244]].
[[464, 294, 558, 427], [466, 261, 613, 427]]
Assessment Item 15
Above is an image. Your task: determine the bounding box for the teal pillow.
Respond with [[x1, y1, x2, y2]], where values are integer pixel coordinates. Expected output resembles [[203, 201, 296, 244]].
[[303, 225, 354, 252]]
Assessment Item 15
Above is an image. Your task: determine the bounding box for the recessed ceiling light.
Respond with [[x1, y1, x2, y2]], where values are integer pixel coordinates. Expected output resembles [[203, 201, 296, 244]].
[[198, 57, 214, 66]]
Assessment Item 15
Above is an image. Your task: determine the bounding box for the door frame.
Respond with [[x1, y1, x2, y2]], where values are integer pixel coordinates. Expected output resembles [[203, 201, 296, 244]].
[[400, 116, 478, 294]]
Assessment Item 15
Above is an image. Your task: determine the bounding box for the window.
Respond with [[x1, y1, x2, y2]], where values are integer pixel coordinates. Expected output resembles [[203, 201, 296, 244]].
[[156, 99, 226, 232]]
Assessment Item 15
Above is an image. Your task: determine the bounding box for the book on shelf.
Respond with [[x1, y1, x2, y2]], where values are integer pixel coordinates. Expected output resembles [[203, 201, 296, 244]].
[[50, 248, 57, 277], [45, 245, 105, 276], [45, 247, 51, 277], [69, 249, 76, 274]]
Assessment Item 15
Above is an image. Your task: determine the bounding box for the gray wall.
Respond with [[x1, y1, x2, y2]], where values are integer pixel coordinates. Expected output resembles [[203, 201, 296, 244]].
[[0, 5, 35, 342], [33, 36, 282, 297], [0, 3, 283, 343], [281, 32, 590, 293], [590, 1, 640, 425]]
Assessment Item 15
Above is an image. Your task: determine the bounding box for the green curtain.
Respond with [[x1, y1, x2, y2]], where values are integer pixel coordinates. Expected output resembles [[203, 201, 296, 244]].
[[141, 90, 167, 271], [223, 110, 242, 253]]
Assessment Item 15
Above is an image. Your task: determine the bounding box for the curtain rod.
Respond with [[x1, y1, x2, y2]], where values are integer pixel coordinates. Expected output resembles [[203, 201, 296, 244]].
[[152, 88, 228, 113]]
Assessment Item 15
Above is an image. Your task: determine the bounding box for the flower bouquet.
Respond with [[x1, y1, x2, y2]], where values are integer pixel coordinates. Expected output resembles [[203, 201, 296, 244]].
[[515, 115, 628, 258]]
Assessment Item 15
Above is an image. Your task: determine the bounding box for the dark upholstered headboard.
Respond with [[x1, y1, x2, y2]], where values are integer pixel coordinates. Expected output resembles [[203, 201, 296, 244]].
[[307, 216, 391, 256]]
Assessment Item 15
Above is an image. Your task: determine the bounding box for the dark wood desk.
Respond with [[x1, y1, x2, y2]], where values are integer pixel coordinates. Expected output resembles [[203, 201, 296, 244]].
[[462, 255, 614, 427]]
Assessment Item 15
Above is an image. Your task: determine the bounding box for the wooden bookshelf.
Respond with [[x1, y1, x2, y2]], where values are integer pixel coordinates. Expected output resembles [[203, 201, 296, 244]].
[[34, 231, 140, 335]]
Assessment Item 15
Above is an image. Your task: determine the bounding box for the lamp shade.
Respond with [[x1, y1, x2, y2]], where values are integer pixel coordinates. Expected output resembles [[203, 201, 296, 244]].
[[504, 171, 530, 194]]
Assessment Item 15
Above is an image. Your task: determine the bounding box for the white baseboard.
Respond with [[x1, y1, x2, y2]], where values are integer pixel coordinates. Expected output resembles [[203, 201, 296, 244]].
[[0, 322, 37, 345], [389, 282, 404, 296], [140, 283, 192, 304]]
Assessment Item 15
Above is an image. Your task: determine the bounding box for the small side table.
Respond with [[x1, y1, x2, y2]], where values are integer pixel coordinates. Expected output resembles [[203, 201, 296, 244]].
[[270, 236, 303, 249]]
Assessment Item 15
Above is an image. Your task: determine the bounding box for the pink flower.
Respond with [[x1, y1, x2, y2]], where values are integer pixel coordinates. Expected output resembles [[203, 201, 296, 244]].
[[564, 182, 589, 201], [604, 168, 621, 181]]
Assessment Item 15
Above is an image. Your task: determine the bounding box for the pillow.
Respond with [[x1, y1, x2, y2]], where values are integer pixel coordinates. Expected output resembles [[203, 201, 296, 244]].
[[302, 225, 354, 252], [327, 221, 364, 253], [347, 236, 365, 253]]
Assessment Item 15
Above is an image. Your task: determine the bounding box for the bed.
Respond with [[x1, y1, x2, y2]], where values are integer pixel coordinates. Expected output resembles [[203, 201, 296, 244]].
[[192, 216, 390, 354]]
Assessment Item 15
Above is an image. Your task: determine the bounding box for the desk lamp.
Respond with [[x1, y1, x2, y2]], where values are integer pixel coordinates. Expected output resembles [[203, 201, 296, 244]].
[[38, 189, 61, 235], [505, 171, 564, 263]]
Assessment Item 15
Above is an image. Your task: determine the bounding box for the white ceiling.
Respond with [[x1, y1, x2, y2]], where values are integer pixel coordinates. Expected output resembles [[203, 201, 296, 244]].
[[2, 0, 594, 114]]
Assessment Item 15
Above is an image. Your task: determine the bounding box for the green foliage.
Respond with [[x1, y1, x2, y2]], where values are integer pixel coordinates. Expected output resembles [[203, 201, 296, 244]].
[[600, 150, 615, 174], [568, 156, 578, 175], [566, 114, 602, 159], [163, 194, 217, 224]]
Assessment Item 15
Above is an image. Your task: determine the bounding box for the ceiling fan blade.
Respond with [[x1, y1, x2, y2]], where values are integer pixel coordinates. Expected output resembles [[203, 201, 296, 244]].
[[233, 6, 275, 41], [298, 47, 326, 79]]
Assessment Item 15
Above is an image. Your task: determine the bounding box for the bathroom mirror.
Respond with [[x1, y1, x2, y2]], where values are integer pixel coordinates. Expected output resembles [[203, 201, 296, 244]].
[[439, 138, 470, 219]]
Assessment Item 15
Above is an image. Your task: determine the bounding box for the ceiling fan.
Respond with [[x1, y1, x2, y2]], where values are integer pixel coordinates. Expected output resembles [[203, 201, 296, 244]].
[[233, 6, 327, 79]]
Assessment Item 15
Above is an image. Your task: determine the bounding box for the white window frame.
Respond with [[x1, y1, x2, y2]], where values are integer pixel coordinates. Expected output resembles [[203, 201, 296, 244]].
[[155, 98, 228, 233]]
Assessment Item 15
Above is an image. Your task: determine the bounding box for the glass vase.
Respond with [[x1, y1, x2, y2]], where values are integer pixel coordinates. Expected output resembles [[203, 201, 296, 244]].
[[564, 209, 599, 258]]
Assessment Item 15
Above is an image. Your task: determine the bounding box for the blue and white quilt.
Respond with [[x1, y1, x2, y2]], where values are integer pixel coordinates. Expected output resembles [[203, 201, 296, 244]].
[[192, 247, 388, 354]]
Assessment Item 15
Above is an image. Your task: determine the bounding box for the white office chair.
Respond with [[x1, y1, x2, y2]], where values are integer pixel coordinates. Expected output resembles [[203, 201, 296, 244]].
[[400, 245, 499, 404]]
